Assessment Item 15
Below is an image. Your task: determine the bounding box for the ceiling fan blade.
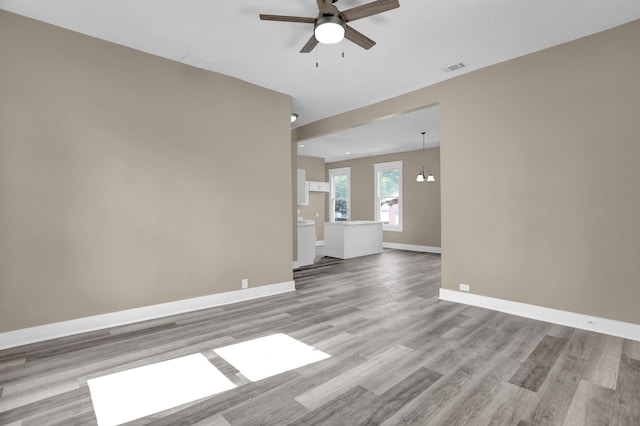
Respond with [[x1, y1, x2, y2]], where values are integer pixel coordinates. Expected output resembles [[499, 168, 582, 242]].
[[259, 14, 316, 24], [317, 0, 336, 15], [344, 25, 376, 50], [300, 35, 319, 53], [340, 0, 399, 23]]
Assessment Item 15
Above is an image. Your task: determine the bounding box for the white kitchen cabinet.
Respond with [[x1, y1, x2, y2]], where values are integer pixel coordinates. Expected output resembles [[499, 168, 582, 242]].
[[308, 181, 330, 192], [298, 170, 328, 204], [324, 221, 383, 259], [297, 220, 315, 267], [297, 169, 308, 205]]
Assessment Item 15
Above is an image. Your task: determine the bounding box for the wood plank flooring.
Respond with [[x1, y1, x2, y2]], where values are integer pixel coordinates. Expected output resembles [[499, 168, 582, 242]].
[[1, 249, 639, 425]]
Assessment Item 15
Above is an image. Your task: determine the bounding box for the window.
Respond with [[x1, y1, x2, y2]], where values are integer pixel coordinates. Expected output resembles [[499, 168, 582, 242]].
[[329, 167, 350, 222], [374, 161, 402, 231]]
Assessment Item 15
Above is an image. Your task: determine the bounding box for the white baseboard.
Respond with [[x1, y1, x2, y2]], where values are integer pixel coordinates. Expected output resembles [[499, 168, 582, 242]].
[[0, 281, 296, 350], [383, 243, 441, 254], [315, 240, 324, 247], [439, 288, 640, 342]]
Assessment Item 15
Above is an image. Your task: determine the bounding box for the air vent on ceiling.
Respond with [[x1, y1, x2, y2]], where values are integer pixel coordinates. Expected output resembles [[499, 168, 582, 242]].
[[444, 62, 468, 73]]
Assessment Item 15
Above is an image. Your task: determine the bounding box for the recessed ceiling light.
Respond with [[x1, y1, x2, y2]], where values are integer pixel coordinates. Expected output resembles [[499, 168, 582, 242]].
[[299, 144, 305, 148], [345, 151, 350, 155]]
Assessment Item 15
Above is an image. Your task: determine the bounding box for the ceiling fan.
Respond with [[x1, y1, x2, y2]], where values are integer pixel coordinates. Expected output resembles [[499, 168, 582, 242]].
[[260, 0, 400, 53]]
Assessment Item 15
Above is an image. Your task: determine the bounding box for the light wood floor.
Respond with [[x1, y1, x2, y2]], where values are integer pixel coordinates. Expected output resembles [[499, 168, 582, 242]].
[[1, 249, 639, 425]]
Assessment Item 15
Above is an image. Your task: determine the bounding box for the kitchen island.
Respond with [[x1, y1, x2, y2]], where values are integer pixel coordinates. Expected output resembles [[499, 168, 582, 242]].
[[324, 221, 383, 259]]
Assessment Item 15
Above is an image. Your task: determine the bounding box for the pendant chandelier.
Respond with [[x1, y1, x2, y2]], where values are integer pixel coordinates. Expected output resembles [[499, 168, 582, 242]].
[[416, 131, 436, 182]]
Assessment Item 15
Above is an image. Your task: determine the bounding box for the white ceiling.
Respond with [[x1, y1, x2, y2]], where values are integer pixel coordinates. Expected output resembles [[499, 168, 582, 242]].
[[298, 105, 440, 163], [2, 0, 639, 160]]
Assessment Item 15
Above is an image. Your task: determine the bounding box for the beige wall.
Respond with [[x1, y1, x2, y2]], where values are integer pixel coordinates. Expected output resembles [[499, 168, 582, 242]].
[[326, 148, 441, 247], [295, 20, 640, 325], [297, 156, 327, 242], [0, 11, 293, 332]]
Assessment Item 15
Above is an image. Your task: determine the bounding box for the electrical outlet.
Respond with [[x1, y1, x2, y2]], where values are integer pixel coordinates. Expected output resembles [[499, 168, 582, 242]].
[[459, 283, 470, 292], [242, 278, 249, 289]]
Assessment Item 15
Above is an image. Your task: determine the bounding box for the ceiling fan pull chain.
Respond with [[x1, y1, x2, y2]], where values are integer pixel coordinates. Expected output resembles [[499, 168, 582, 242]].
[[316, 47, 319, 68]]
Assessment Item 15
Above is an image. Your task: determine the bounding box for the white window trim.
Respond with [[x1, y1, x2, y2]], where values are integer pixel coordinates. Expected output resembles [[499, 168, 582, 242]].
[[329, 167, 351, 222], [374, 160, 403, 232]]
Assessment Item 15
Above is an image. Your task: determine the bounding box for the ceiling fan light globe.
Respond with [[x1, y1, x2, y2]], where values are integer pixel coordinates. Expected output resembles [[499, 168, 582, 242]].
[[315, 17, 345, 44]]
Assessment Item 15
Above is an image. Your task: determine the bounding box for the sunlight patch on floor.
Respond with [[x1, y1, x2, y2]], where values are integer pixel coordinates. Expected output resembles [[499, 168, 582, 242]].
[[88, 353, 236, 426], [214, 333, 331, 382]]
